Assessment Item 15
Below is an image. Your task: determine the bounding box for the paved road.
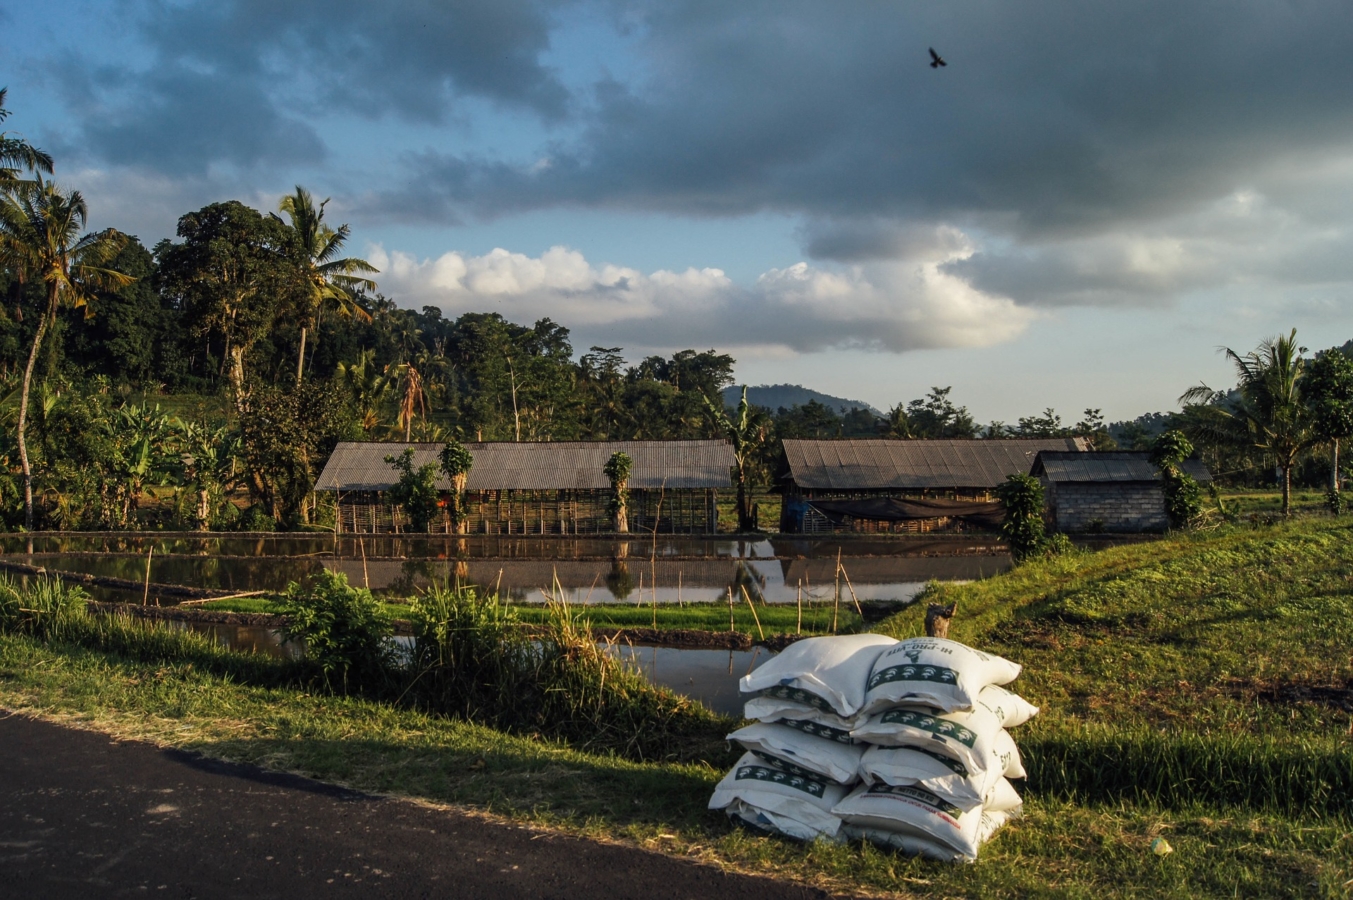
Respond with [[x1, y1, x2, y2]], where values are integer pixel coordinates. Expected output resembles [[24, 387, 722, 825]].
[[0, 713, 834, 900]]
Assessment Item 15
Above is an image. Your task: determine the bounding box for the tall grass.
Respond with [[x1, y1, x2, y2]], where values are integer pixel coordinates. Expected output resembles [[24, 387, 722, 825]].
[[406, 584, 727, 760]]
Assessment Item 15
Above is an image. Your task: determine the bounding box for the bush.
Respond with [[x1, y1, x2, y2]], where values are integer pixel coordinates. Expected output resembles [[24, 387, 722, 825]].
[[1152, 430, 1203, 529], [385, 448, 440, 533], [996, 473, 1048, 563], [277, 570, 395, 690]]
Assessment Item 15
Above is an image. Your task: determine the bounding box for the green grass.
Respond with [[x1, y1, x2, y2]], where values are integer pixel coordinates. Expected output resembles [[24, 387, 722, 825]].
[[5, 518, 1353, 896], [198, 596, 863, 637]]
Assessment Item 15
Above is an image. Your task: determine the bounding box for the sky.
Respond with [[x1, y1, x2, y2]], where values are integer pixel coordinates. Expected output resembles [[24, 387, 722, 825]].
[[4, 0, 1353, 426]]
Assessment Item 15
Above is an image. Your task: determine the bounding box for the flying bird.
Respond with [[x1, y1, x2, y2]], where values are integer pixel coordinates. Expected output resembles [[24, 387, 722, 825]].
[[929, 48, 947, 69]]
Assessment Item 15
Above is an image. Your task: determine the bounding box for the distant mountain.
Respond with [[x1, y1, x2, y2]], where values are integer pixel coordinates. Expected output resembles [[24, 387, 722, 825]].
[[721, 384, 883, 416]]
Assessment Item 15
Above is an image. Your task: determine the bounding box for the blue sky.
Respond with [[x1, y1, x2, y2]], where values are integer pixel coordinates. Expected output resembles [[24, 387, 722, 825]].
[[5, 0, 1353, 426]]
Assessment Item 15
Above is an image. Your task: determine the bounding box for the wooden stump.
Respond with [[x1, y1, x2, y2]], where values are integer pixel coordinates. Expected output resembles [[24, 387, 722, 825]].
[[925, 601, 958, 639]]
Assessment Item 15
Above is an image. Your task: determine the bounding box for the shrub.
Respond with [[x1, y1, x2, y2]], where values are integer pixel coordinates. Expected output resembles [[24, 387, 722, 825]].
[[277, 570, 395, 690], [996, 473, 1047, 563], [385, 448, 440, 533], [1152, 430, 1204, 529]]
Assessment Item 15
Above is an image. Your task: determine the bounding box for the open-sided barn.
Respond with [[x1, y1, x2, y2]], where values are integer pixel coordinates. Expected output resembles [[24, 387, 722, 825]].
[[314, 440, 734, 535], [1033, 451, 1213, 533], [779, 437, 1090, 533]]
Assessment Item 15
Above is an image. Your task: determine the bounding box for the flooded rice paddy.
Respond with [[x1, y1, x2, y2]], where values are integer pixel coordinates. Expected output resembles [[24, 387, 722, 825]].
[[0, 533, 1010, 605], [3, 532, 1023, 711]]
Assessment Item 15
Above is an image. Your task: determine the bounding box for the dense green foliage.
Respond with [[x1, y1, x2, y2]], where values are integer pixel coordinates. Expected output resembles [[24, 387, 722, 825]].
[[384, 448, 440, 533], [1150, 430, 1204, 528], [276, 570, 395, 689], [996, 473, 1047, 562]]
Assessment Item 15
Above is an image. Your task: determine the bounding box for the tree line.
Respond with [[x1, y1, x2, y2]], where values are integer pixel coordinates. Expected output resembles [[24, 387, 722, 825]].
[[2, 91, 1350, 531]]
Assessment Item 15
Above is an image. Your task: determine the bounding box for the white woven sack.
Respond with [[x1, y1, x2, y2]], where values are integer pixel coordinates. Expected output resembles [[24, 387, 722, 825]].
[[979, 684, 1040, 728], [742, 694, 859, 732], [709, 752, 849, 842], [728, 721, 863, 785], [851, 702, 1006, 777], [985, 777, 1023, 814], [724, 800, 846, 844], [740, 634, 897, 719], [842, 807, 1016, 861], [862, 638, 1021, 714], [857, 744, 1001, 811], [832, 783, 989, 860]]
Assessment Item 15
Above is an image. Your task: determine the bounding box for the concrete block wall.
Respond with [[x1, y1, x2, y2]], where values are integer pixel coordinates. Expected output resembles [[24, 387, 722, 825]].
[[1052, 482, 1168, 533]]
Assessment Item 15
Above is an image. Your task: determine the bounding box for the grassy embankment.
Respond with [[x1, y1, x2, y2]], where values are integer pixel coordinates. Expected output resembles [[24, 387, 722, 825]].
[[3, 518, 1353, 897]]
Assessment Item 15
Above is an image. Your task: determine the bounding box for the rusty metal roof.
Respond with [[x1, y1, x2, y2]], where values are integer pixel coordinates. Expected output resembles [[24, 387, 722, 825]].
[[1034, 451, 1212, 483], [782, 438, 1090, 490], [315, 440, 735, 492]]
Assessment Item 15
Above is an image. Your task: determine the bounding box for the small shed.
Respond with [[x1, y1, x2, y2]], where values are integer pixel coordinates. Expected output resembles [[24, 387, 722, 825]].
[[779, 437, 1090, 533], [315, 440, 734, 535], [1032, 451, 1213, 533]]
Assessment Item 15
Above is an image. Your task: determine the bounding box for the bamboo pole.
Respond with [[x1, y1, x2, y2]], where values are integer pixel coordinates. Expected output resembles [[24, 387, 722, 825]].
[[728, 586, 735, 633], [833, 550, 841, 633], [142, 547, 153, 606], [358, 537, 369, 589], [740, 584, 764, 642], [796, 580, 803, 634], [838, 558, 864, 617]]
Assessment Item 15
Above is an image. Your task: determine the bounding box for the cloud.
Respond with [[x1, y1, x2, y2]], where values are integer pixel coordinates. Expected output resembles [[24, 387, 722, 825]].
[[377, 0, 1353, 237], [55, 0, 568, 175], [367, 227, 1034, 354]]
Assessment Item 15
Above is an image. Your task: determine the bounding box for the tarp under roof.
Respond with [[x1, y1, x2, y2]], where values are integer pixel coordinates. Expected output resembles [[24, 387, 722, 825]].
[[314, 440, 735, 492], [1034, 451, 1212, 483], [782, 438, 1089, 491], [807, 497, 1006, 528]]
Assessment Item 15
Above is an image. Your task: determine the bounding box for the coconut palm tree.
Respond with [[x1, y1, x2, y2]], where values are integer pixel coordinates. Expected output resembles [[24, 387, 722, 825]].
[[0, 88, 54, 190], [1181, 329, 1313, 517], [0, 177, 131, 528], [275, 187, 378, 386]]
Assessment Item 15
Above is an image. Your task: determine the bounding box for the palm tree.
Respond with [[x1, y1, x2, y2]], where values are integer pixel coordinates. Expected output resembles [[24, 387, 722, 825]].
[[0, 88, 54, 190], [0, 177, 131, 528], [336, 349, 392, 434], [1181, 329, 1313, 517], [275, 187, 378, 386]]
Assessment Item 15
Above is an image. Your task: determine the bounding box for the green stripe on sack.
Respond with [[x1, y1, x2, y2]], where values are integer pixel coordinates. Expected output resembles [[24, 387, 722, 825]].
[[906, 746, 970, 776], [751, 751, 826, 782], [879, 709, 978, 748], [866, 783, 963, 817], [756, 685, 837, 713], [867, 663, 959, 692], [735, 763, 827, 798], [777, 718, 854, 744]]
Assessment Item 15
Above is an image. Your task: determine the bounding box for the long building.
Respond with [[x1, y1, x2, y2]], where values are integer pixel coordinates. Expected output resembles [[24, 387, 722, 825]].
[[314, 440, 735, 535], [779, 437, 1089, 533]]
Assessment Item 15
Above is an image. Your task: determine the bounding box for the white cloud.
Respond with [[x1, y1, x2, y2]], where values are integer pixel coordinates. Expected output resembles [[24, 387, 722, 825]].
[[367, 226, 1034, 354]]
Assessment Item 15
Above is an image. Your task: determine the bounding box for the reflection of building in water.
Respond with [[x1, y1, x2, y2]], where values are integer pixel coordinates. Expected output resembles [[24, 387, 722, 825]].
[[315, 440, 733, 535], [780, 555, 1008, 587], [779, 438, 1088, 534], [324, 558, 738, 597]]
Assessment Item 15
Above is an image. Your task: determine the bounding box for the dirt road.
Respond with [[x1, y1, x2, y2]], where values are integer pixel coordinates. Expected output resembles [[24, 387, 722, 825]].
[[0, 713, 835, 899]]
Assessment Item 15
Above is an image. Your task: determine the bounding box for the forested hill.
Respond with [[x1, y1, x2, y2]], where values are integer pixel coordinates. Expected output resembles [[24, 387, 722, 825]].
[[722, 384, 882, 416]]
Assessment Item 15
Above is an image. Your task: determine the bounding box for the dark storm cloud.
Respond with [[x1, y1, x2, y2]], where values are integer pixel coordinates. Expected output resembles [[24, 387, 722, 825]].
[[63, 0, 567, 174], [386, 0, 1353, 238]]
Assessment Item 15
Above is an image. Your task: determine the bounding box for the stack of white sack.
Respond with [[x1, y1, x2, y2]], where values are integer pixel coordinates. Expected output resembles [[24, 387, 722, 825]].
[[835, 637, 1039, 861], [708, 634, 897, 843]]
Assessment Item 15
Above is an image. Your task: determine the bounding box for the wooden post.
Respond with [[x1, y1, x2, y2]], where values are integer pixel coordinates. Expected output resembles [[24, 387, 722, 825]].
[[839, 559, 864, 617], [728, 586, 735, 633], [925, 602, 958, 639], [796, 580, 803, 634], [142, 546, 153, 606], [833, 552, 841, 633], [741, 584, 764, 642]]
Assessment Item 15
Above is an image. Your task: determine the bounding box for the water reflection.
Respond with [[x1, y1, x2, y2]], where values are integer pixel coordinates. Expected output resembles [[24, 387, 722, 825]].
[[5, 535, 1014, 605]]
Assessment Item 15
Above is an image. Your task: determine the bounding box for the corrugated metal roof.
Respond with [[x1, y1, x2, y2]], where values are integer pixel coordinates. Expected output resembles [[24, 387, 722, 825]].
[[315, 440, 735, 492], [1035, 451, 1212, 483], [782, 438, 1090, 490]]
